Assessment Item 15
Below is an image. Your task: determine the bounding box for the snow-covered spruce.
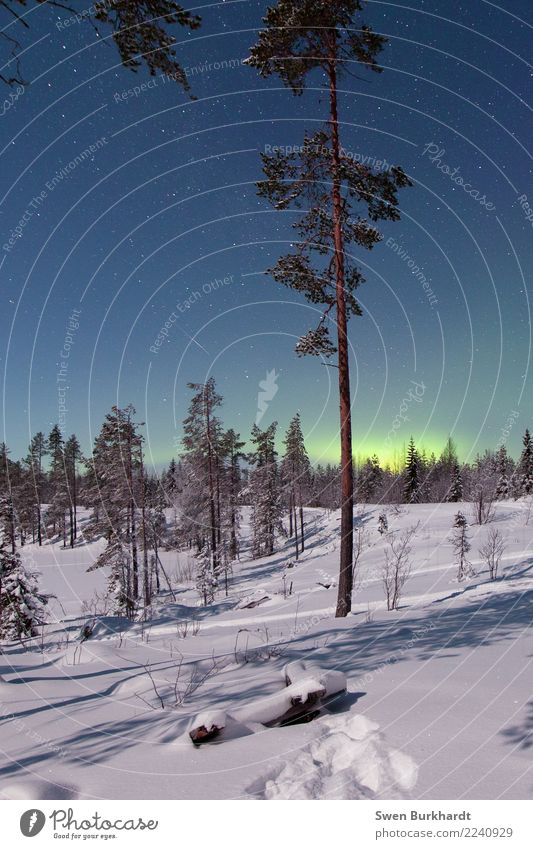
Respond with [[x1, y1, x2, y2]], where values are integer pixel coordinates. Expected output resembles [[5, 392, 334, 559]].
[[248, 422, 284, 558], [450, 511, 473, 582], [0, 544, 47, 640]]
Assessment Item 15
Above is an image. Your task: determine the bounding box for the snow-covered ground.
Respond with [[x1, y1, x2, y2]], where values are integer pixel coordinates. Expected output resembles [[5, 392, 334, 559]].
[[1, 500, 532, 800]]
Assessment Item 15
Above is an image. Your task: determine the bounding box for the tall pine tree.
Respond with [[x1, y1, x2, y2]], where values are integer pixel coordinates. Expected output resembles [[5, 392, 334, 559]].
[[24, 432, 47, 546], [85, 406, 145, 615], [181, 379, 224, 573], [64, 434, 83, 547], [219, 428, 245, 564], [247, 0, 411, 615], [47, 424, 68, 544]]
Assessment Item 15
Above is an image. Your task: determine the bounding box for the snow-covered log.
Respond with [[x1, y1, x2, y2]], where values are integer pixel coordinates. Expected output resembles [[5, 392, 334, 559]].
[[189, 662, 347, 744], [239, 596, 270, 609], [235, 677, 326, 727], [284, 660, 347, 698], [189, 710, 226, 746]]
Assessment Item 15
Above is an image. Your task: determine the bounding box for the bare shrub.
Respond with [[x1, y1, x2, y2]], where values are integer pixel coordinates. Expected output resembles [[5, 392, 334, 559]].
[[364, 603, 374, 624], [281, 575, 293, 598], [382, 524, 418, 611], [233, 626, 285, 664], [176, 619, 201, 639], [353, 527, 371, 582], [81, 592, 111, 618], [172, 652, 221, 706], [479, 528, 506, 580], [138, 653, 221, 709], [174, 555, 196, 584], [471, 486, 495, 525]]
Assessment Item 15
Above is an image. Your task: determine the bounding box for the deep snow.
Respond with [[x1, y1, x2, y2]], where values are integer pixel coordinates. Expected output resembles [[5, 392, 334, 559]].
[[0, 500, 532, 800]]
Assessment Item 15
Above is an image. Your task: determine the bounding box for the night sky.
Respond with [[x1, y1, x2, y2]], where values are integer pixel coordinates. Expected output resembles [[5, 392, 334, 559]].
[[0, 0, 531, 471]]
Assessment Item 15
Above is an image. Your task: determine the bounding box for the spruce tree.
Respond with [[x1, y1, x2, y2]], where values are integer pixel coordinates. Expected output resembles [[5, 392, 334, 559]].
[[0, 531, 47, 640], [0, 442, 8, 490], [450, 511, 472, 582], [0, 497, 16, 555], [494, 446, 510, 500], [163, 458, 180, 500], [426, 438, 457, 502], [404, 438, 420, 504], [357, 455, 383, 503], [0, 444, 17, 550], [441, 437, 458, 469], [249, 422, 284, 557], [195, 543, 218, 606], [47, 424, 68, 544], [281, 413, 311, 558], [11, 459, 31, 547], [517, 429, 533, 496], [219, 428, 245, 564], [247, 0, 411, 616], [446, 461, 463, 503]]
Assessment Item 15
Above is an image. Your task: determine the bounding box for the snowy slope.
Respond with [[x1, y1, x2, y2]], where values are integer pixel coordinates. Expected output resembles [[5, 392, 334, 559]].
[[0, 501, 532, 800]]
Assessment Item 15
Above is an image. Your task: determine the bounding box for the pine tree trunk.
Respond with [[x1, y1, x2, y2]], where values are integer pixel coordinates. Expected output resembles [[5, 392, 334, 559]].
[[10, 503, 16, 554], [153, 546, 160, 594], [289, 492, 293, 536], [329, 53, 354, 618], [140, 452, 150, 608], [131, 502, 139, 600], [125, 555, 133, 617], [293, 491, 299, 560], [72, 471, 77, 543], [125, 419, 139, 603], [230, 471, 238, 560], [69, 505, 74, 548], [205, 392, 219, 574], [216, 459, 222, 549]]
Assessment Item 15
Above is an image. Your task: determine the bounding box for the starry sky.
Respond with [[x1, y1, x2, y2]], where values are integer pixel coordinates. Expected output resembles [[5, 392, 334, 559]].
[[0, 0, 531, 470]]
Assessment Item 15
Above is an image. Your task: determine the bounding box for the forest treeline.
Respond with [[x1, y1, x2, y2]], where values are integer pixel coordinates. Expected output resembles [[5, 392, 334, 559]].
[[0, 376, 530, 633]]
